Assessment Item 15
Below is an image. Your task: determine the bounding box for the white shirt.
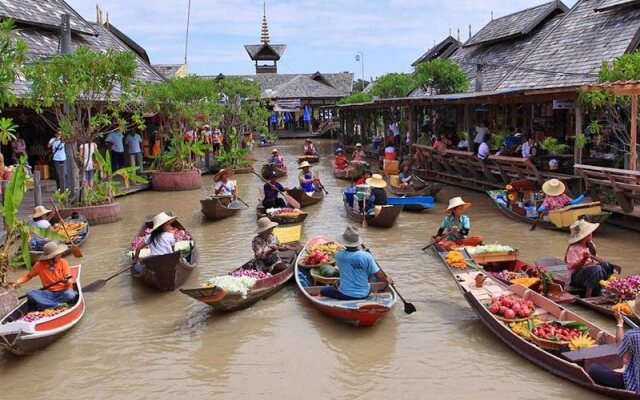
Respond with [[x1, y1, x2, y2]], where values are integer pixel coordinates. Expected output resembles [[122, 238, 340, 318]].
[[49, 138, 66, 161], [389, 122, 401, 137], [474, 126, 487, 144], [478, 142, 490, 160], [32, 219, 51, 239], [522, 142, 532, 158], [458, 139, 469, 149], [80, 142, 97, 171], [214, 180, 236, 195], [145, 232, 176, 256]]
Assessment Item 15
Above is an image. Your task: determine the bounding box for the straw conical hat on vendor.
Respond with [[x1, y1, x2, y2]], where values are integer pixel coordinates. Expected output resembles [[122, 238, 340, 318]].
[[150, 212, 178, 232], [445, 197, 471, 212], [542, 179, 566, 196], [39, 242, 68, 261], [298, 161, 312, 169], [214, 168, 234, 182], [626, 298, 640, 320], [31, 205, 52, 218], [568, 220, 599, 244], [366, 174, 387, 188]]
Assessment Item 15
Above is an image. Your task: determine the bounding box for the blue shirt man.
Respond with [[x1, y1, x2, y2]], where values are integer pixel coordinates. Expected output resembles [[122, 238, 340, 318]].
[[125, 133, 143, 154], [106, 130, 124, 153]]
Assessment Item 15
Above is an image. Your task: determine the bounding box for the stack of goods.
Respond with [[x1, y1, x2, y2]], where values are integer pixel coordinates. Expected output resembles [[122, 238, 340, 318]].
[[530, 321, 596, 350], [203, 275, 256, 298], [493, 271, 528, 281], [230, 269, 271, 280], [509, 316, 542, 339], [603, 274, 640, 301], [19, 306, 69, 322], [267, 208, 303, 218], [52, 220, 87, 241], [301, 242, 342, 266], [444, 250, 467, 269], [485, 294, 536, 320], [463, 244, 517, 256]]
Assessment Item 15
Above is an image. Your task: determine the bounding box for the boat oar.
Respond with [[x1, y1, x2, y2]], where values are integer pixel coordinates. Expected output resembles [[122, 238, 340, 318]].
[[316, 178, 329, 195], [250, 168, 301, 209], [622, 314, 639, 329], [362, 192, 368, 228], [362, 245, 416, 315], [49, 199, 82, 258], [422, 235, 445, 251], [82, 265, 131, 292], [234, 195, 250, 208], [17, 275, 72, 300]]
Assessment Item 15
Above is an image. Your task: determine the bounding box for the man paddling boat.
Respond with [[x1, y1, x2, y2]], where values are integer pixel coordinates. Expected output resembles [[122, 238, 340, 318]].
[[263, 172, 287, 209]]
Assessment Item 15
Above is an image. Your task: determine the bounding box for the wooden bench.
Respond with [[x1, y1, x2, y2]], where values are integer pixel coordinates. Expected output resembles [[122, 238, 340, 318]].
[[561, 343, 622, 370]]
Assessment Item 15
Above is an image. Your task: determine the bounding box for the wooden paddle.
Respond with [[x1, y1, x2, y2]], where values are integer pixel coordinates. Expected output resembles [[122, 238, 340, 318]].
[[422, 235, 445, 251], [362, 245, 416, 314], [17, 274, 72, 300], [361, 192, 368, 228], [49, 199, 82, 258], [530, 211, 544, 231], [250, 168, 301, 209], [216, 182, 249, 207], [82, 265, 130, 292], [622, 314, 638, 329], [315, 178, 329, 195]]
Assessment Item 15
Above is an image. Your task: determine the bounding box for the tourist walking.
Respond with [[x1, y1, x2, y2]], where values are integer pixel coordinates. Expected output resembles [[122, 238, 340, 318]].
[[105, 129, 125, 171], [125, 130, 144, 173], [48, 130, 67, 192]]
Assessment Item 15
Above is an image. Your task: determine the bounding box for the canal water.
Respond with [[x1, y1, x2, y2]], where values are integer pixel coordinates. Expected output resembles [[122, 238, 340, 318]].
[[2, 139, 639, 400]]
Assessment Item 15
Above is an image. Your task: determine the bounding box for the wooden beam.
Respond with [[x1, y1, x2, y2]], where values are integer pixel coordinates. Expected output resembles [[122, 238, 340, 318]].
[[574, 102, 583, 167], [632, 95, 638, 171]]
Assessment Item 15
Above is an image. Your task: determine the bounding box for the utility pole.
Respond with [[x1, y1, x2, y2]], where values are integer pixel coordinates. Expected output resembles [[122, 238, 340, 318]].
[[355, 52, 365, 91], [184, 0, 192, 66]]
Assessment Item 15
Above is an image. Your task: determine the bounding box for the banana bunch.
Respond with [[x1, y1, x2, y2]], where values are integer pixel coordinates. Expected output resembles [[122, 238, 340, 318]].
[[509, 316, 541, 338], [308, 242, 342, 257], [510, 277, 540, 288], [52, 221, 87, 240], [569, 334, 597, 350], [445, 250, 466, 269], [612, 302, 633, 315]]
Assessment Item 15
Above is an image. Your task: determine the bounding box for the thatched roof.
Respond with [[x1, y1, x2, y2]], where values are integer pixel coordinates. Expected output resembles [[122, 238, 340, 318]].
[[594, 0, 640, 11], [244, 44, 286, 60], [464, 1, 568, 48], [0, 0, 97, 36], [412, 36, 461, 66]]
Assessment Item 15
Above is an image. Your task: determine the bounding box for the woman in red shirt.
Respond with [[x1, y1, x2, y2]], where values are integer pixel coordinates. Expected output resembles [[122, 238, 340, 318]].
[[334, 148, 348, 170]]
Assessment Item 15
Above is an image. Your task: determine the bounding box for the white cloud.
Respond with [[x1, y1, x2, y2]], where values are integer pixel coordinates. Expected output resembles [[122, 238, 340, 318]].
[[66, 0, 579, 77]]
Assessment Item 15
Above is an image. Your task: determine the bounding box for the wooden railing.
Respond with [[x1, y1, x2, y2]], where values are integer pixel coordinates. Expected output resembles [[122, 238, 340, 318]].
[[575, 164, 640, 214]]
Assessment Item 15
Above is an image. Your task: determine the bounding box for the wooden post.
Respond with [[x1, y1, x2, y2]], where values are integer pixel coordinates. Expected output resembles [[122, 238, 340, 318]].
[[408, 105, 415, 146], [574, 102, 583, 167], [631, 95, 638, 171], [463, 104, 471, 151], [33, 170, 42, 207]]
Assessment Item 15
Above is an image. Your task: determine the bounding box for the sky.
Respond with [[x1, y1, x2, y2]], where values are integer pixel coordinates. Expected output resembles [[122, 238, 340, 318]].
[[67, 0, 579, 79]]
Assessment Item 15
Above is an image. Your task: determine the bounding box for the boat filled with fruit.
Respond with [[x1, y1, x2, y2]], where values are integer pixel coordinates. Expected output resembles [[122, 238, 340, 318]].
[[180, 249, 298, 312], [256, 206, 308, 225], [29, 215, 90, 261], [434, 248, 637, 400], [0, 265, 85, 355], [294, 236, 397, 327]]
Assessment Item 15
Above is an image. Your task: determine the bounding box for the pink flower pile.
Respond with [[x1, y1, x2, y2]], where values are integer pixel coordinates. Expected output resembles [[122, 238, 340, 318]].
[[230, 269, 271, 279], [270, 208, 296, 215], [607, 275, 640, 300], [494, 271, 528, 281]]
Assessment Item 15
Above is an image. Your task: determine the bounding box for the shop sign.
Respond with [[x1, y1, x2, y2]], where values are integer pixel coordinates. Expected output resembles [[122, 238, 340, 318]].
[[552, 100, 575, 110]]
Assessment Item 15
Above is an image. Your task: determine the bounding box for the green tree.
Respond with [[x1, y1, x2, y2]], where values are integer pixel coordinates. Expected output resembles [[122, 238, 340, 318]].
[[24, 46, 141, 201], [369, 73, 415, 99], [413, 58, 469, 95], [337, 91, 373, 105], [579, 50, 640, 160], [0, 19, 26, 149]]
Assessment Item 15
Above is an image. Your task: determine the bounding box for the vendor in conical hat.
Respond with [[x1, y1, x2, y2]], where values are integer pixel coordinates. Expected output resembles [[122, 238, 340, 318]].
[[29, 205, 56, 250], [564, 220, 615, 298], [364, 174, 388, 214], [213, 168, 236, 199], [539, 178, 585, 212], [298, 161, 319, 193], [352, 143, 366, 162], [433, 197, 483, 250], [252, 217, 291, 273], [587, 284, 640, 392], [131, 212, 179, 271], [268, 148, 285, 167]]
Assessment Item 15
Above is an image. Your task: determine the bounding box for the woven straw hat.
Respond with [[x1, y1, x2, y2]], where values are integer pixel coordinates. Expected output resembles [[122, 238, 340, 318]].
[[255, 217, 278, 233], [31, 205, 52, 218], [445, 197, 472, 212], [151, 212, 177, 232], [272, 148, 279, 153], [214, 168, 234, 182], [340, 226, 362, 248], [355, 143, 362, 147], [568, 219, 599, 244], [542, 179, 566, 196], [366, 174, 387, 188], [626, 298, 640, 319], [298, 161, 312, 169], [39, 241, 68, 261]]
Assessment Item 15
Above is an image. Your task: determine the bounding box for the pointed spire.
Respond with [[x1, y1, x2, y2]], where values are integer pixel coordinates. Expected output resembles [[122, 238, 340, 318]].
[[457, 28, 460, 42], [469, 24, 472, 40], [261, 1, 270, 44]]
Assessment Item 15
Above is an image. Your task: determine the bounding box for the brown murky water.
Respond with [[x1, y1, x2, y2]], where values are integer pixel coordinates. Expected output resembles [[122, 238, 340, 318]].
[[2, 139, 639, 400]]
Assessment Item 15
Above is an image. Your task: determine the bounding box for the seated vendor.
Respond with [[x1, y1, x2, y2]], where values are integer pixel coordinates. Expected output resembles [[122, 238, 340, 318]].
[[433, 197, 483, 250], [268, 148, 285, 168], [252, 217, 290, 273], [303, 139, 316, 156], [399, 163, 413, 188], [263, 172, 286, 209], [539, 179, 584, 212], [335, 148, 348, 170], [213, 168, 236, 199], [320, 226, 392, 300], [30, 206, 55, 251], [352, 143, 366, 162], [298, 161, 319, 193], [365, 174, 388, 214], [355, 170, 372, 186], [565, 220, 615, 298], [10, 242, 76, 311]]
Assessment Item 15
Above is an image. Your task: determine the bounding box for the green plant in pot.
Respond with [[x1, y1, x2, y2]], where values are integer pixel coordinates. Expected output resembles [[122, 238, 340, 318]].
[[540, 137, 570, 155], [153, 135, 209, 172]]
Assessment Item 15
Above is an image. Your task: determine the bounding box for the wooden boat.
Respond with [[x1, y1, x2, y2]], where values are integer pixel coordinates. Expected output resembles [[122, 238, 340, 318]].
[[487, 190, 612, 231], [29, 215, 90, 262], [343, 195, 402, 228], [294, 236, 397, 327], [129, 218, 199, 291], [434, 249, 637, 400], [386, 176, 444, 198], [180, 250, 297, 312], [257, 141, 275, 148], [230, 167, 252, 174], [286, 187, 324, 208], [297, 155, 320, 163], [0, 265, 85, 355], [534, 256, 638, 323], [256, 204, 308, 225], [200, 196, 241, 221], [333, 161, 368, 180], [387, 196, 434, 212], [261, 163, 287, 178]]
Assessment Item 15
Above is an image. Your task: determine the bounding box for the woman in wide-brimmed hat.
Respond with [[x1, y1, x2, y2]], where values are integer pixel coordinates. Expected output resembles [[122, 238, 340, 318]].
[[132, 212, 179, 269], [588, 299, 640, 393], [564, 220, 615, 298], [363, 174, 388, 214], [10, 241, 76, 311], [298, 161, 319, 193], [30, 206, 55, 250], [268, 148, 285, 167], [213, 168, 236, 199], [539, 178, 585, 212], [352, 143, 366, 162], [252, 217, 291, 273], [433, 197, 483, 250]]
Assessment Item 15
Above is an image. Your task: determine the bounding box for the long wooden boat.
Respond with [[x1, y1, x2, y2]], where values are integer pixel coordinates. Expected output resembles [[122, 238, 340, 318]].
[[256, 204, 308, 225], [487, 190, 612, 231], [29, 215, 90, 262], [0, 265, 85, 355], [534, 256, 638, 324], [200, 196, 241, 221], [343, 196, 402, 228], [434, 250, 637, 400], [387, 196, 434, 212], [180, 250, 297, 312], [387, 177, 444, 198], [257, 141, 275, 148], [129, 218, 199, 291], [286, 187, 324, 208], [333, 161, 368, 180], [261, 163, 287, 178], [297, 155, 320, 163], [295, 236, 396, 327]]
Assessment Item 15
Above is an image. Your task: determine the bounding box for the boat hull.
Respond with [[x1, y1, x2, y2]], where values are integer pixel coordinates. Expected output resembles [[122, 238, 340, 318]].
[[343, 199, 402, 228], [200, 197, 241, 221], [286, 188, 324, 208], [297, 155, 320, 163], [261, 164, 287, 178], [256, 205, 308, 225]]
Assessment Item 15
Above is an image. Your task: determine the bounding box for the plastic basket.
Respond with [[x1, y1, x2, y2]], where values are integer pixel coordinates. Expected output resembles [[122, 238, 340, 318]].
[[273, 223, 302, 244]]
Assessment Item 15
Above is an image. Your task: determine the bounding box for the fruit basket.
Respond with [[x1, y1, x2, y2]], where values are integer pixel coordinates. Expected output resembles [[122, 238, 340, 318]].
[[529, 321, 589, 351], [310, 266, 340, 285], [299, 242, 342, 268], [485, 294, 536, 322]]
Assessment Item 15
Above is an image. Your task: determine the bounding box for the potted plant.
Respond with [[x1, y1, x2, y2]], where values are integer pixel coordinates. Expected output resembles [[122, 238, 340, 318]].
[[540, 137, 570, 155], [24, 46, 142, 223], [150, 134, 207, 191]]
